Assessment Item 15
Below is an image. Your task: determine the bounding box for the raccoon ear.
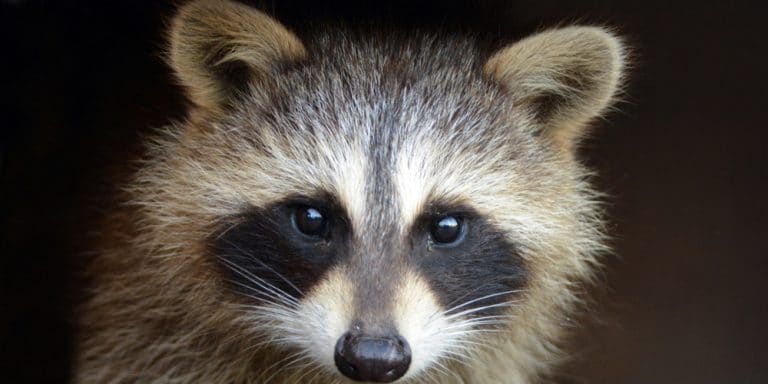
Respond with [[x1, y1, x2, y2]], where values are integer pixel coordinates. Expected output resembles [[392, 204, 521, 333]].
[[484, 26, 625, 149], [169, 0, 307, 110]]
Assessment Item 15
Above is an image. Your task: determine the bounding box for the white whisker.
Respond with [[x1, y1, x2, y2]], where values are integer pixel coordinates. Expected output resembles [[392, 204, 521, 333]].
[[220, 239, 304, 296], [440, 288, 525, 317], [218, 256, 299, 306]]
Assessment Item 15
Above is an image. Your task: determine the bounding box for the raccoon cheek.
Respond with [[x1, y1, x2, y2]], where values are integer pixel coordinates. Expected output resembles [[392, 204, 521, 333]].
[[391, 270, 455, 380], [292, 267, 355, 369]]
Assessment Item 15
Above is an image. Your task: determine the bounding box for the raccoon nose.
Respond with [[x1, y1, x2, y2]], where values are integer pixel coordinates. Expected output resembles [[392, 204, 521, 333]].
[[334, 332, 411, 382]]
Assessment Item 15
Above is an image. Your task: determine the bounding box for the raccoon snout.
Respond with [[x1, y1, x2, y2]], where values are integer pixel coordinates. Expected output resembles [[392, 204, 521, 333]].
[[334, 331, 411, 382]]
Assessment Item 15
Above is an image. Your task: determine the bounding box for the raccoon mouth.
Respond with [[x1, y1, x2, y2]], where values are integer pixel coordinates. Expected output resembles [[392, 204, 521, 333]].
[[333, 331, 412, 382]]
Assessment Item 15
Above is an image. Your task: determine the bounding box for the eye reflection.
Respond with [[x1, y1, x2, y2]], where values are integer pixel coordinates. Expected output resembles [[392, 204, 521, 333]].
[[430, 215, 464, 245], [293, 206, 328, 238]]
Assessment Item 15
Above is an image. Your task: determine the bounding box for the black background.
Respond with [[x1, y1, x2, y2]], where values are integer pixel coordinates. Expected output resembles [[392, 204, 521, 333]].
[[2, 1, 766, 383]]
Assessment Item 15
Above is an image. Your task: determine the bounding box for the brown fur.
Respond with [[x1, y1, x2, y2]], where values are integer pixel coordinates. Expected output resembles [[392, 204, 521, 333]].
[[484, 26, 626, 151], [74, 1, 626, 383]]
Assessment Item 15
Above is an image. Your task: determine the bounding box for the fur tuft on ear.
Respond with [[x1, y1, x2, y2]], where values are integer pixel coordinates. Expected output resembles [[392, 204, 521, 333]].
[[484, 26, 626, 149], [169, 0, 307, 110]]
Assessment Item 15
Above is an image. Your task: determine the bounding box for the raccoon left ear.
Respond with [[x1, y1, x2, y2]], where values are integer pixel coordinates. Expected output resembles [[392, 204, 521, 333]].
[[169, 0, 307, 110], [484, 26, 626, 149]]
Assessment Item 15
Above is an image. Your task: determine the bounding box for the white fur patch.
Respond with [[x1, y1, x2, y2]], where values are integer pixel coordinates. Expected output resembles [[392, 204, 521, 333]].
[[394, 137, 436, 229], [393, 270, 456, 381], [329, 144, 368, 231], [291, 267, 354, 372]]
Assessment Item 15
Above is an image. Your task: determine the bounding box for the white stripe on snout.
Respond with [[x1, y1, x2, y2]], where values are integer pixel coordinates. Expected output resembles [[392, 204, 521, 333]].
[[294, 267, 355, 372], [392, 270, 453, 381]]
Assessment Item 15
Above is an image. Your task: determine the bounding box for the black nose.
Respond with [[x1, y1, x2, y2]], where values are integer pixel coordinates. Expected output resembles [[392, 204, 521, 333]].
[[334, 332, 411, 382]]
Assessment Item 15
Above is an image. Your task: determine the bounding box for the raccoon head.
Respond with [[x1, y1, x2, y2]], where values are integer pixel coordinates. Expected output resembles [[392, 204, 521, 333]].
[[151, 0, 625, 382]]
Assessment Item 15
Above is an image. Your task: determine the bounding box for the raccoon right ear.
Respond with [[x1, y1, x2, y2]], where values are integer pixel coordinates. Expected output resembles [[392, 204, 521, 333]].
[[484, 26, 626, 150], [169, 0, 307, 110]]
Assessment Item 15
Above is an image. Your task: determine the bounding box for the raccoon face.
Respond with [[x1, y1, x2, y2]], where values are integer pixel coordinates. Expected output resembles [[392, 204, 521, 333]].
[[212, 197, 525, 381], [161, 0, 624, 382]]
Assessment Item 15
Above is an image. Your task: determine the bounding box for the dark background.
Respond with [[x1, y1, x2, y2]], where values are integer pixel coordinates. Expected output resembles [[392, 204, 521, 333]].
[[2, 0, 766, 383]]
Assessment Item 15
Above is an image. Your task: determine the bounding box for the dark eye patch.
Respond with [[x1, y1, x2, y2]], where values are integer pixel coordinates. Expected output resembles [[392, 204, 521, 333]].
[[209, 195, 350, 303], [410, 204, 527, 319]]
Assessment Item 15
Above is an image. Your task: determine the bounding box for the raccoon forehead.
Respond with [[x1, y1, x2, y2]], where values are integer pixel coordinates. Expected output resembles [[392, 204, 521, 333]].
[[393, 133, 554, 226], [289, 30, 485, 93], [204, 125, 371, 228], [185, 32, 566, 232], [204, 100, 545, 232], [247, 31, 513, 137], [210, 117, 550, 215]]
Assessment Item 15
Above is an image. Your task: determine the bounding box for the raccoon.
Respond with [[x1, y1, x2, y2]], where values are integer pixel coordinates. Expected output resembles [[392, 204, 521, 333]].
[[74, 0, 626, 382]]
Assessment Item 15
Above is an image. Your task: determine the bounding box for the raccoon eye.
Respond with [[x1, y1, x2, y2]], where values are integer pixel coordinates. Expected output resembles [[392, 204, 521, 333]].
[[293, 206, 328, 239], [430, 215, 465, 245]]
